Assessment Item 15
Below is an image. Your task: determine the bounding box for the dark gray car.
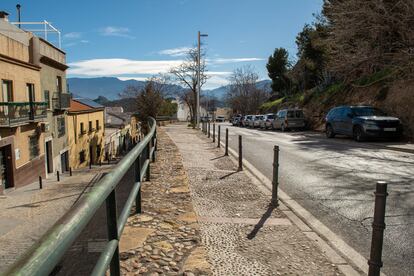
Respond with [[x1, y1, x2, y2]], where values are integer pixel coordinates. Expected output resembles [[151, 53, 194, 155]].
[[273, 109, 306, 131]]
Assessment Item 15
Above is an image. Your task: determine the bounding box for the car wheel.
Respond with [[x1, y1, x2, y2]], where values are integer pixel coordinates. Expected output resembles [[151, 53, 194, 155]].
[[326, 124, 335, 138], [353, 126, 365, 142]]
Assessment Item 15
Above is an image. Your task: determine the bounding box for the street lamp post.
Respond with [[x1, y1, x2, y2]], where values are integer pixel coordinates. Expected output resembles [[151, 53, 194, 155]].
[[197, 31, 208, 129]]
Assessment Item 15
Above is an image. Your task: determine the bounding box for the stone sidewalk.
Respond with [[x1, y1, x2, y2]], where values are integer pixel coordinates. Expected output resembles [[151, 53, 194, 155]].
[[164, 124, 353, 276], [0, 163, 116, 272]]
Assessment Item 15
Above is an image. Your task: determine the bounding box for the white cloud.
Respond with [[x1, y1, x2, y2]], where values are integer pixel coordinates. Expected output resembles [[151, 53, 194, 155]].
[[208, 58, 264, 64], [158, 46, 192, 57], [100, 26, 135, 39], [80, 40, 89, 44], [204, 75, 230, 89], [63, 32, 82, 39], [117, 77, 149, 82]]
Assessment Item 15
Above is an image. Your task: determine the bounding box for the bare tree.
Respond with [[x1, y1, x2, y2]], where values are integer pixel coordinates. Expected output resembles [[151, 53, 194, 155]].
[[170, 47, 208, 126], [226, 66, 268, 114]]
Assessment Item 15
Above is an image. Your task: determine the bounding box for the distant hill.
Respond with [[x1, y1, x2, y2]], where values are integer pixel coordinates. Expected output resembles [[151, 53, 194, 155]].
[[206, 79, 272, 99], [68, 77, 184, 100]]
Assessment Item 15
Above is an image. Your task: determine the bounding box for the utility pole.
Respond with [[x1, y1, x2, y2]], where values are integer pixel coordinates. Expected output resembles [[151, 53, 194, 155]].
[[197, 31, 208, 129]]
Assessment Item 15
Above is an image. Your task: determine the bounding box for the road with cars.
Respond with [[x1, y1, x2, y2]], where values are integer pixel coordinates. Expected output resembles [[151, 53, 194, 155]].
[[217, 123, 413, 276]]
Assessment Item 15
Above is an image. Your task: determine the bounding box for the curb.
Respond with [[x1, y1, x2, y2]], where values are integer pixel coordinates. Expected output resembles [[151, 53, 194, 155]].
[[203, 127, 387, 276]]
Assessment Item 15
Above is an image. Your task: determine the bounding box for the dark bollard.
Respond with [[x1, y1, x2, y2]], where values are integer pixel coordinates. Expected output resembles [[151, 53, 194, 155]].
[[89, 162, 92, 169], [208, 122, 211, 138], [69, 167, 72, 176], [271, 146, 280, 206], [225, 128, 229, 156], [100, 160, 102, 166], [217, 125, 221, 148], [108, 156, 110, 165], [213, 124, 216, 143], [368, 181, 388, 276], [39, 176, 42, 189], [57, 171, 60, 182], [238, 135, 243, 171]]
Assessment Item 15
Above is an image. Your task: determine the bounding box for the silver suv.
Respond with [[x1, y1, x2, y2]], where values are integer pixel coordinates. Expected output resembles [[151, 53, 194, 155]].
[[273, 109, 305, 131], [260, 113, 275, 129]]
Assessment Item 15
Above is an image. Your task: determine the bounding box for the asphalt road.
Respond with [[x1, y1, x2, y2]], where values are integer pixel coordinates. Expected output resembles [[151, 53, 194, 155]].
[[215, 123, 413, 276]]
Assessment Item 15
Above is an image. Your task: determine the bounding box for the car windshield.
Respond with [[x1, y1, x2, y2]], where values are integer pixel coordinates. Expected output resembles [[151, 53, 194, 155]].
[[267, 114, 274, 119], [287, 110, 304, 118], [352, 107, 386, 117]]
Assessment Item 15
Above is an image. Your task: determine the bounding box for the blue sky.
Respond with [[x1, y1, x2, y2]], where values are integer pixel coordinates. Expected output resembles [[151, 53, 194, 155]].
[[2, 0, 323, 89]]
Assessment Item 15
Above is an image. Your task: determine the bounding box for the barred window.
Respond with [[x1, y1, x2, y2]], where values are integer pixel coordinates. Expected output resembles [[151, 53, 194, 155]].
[[29, 135, 39, 159], [44, 90, 50, 109], [57, 117, 65, 137]]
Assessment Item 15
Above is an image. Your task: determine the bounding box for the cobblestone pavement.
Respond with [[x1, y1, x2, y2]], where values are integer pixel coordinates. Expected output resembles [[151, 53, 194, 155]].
[[118, 127, 211, 275], [0, 163, 116, 272], [165, 124, 346, 276]]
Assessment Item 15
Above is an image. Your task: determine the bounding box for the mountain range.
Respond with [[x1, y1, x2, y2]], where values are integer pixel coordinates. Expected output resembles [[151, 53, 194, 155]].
[[67, 77, 272, 100]]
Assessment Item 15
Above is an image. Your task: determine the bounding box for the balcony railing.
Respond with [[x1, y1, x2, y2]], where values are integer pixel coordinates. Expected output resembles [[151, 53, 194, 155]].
[[52, 92, 71, 110], [0, 102, 48, 127]]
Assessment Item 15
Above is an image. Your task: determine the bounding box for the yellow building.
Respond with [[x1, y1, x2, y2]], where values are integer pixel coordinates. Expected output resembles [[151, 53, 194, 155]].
[[0, 12, 48, 192], [67, 98, 105, 169]]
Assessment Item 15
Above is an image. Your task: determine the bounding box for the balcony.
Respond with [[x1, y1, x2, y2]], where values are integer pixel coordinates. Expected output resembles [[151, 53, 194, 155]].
[[0, 102, 48, 127], [52, 92, 71, 110]]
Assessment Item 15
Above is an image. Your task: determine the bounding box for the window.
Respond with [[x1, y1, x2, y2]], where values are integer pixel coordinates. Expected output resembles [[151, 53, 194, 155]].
[[26, 83, 35, 102], [89, 121, 93, 132], [29, 135, 39, 159], [1, 80, 13, 102], [96, 120, 100, 130], [80, 122, 85, 135], [57, 117, 65, 137], [79, 150, 85, 163], [56, 76, 62, 93], [44, 90, 50, 109]]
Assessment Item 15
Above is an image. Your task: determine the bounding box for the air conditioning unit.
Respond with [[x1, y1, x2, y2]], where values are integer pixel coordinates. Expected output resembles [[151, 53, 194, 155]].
[[40, 122, 50, 132]]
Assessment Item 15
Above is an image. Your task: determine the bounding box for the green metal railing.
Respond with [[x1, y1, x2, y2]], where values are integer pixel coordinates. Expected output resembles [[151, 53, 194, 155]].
[[0, 102, 47, 126], [3, 117, 157, 276]]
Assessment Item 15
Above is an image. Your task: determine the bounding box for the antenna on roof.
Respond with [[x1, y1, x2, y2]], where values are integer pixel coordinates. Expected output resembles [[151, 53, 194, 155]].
[[16, 4, 21, 28]]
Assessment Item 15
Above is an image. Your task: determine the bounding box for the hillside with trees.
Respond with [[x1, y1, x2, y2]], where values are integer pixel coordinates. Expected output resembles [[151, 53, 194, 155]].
[[262, 0, 414, 139]]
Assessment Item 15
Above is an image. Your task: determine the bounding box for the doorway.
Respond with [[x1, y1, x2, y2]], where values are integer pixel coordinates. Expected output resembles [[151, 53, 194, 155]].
[[60, 151, 69, 172], [45, 140, 53, 174], [0, 145, 14, 189], [89, 145, 93, 165]]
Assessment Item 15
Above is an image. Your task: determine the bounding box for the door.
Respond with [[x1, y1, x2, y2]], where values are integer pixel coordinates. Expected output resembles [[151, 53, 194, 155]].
[[60, 151, 69, 172], [0, 145, 14, 189], [45, 141, 53, 173]]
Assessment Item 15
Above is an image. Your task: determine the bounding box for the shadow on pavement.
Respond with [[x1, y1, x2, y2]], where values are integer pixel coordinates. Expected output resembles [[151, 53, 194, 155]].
[[247, 203, 276, 240]]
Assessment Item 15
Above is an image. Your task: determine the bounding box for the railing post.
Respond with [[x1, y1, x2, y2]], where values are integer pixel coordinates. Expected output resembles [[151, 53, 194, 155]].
[[56, 171, 60, 182], [69, 167, 72, 176], [368, 181, 388, 276], [39, 176, 42, 189], [105, 190, 120, 276], [151, 136, 156, 162], [271, 145, 279, 206], [213, 123, 216, 143], [238, 135, 243, 171], [208, 121, 210, 138], [146, 142, 151, 181], [135, 158, 142, 214], [225, 128, 229, 156], [217, 125, 221, 148]]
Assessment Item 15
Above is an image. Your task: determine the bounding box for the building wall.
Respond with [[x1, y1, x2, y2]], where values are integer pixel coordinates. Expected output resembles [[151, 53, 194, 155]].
[[67, 110, 105, 169]]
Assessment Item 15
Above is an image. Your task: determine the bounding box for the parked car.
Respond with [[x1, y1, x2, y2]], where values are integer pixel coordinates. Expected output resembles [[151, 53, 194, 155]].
[[243, 115, 252, 127], [239, 116, 246, 127], [232, 115, 242, 126], [248, 115, 256, 128], [216, 115, 225, 122], [273, 109, 306, 131], [260, 113, 275, 129], [325, 106, 403, 142], [253, 115, 264, 128]]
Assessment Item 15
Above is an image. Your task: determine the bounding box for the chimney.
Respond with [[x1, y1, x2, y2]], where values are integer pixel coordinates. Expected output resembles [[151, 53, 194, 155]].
[[0, 11, 9, 21]]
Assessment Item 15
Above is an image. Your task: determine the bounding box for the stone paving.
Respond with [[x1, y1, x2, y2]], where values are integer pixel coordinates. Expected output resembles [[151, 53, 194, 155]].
[[0, 163, 116, 273], [165, 124, 345, 276], [118, 127, 211, 275]]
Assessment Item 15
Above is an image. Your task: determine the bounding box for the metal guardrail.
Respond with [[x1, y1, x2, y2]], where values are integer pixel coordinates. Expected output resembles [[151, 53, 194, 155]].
[[0, 102, 47, 127], [4, 117, 158, 276]]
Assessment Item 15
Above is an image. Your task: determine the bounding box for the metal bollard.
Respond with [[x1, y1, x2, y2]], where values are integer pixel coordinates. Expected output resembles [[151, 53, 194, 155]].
[[89, 162, 92, 169], [225, 128, 229, 156], [217, 125, 221, 148], [57, 171, 60, 182], [213, 124, 216, 142], [39, 176, 42, 189], [238, 135, 243, 171], [208, 122, 211, 138], [271, 146, 279, 206], [69, 167, 72, 176], [368, 181, 388, 276], [100, 160, 102, 166]]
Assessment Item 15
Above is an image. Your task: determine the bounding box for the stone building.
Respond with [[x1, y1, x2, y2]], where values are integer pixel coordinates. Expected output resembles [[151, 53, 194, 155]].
[[0, 12, 48, 192], [67, 98, 105, 169]]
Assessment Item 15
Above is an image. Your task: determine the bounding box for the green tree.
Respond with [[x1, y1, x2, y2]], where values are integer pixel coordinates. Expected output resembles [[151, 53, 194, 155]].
[[266, 48, 291, 97]]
